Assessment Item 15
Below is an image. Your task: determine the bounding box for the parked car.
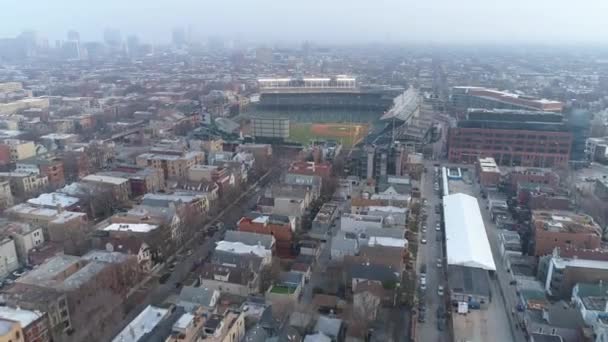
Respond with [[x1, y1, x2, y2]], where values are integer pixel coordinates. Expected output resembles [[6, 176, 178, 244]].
[[437, 285, 444, 296], [421, 238, 427, 244], [159, 273, 171, 284]]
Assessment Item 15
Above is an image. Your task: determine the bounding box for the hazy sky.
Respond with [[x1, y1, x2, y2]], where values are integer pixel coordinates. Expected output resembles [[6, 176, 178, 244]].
[[2, 0, 608, 44]]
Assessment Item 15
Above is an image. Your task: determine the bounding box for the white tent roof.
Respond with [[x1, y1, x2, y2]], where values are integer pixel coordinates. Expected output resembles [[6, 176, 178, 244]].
[[443, 193, 496, 271]]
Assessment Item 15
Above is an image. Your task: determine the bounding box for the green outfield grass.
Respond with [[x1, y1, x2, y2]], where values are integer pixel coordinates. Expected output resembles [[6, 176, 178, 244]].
[[289, 123, 368, 147]]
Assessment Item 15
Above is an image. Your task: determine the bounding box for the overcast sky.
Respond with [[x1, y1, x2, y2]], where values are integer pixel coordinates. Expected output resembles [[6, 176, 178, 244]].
[[2, 0, 608, 45]]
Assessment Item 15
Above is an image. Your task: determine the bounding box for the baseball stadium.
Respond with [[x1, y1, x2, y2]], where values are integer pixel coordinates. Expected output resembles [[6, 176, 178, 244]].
[[247, 76, 419, 147]]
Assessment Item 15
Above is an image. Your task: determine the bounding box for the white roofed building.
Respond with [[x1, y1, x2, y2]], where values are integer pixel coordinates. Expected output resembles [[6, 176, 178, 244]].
[[443, 193, 496, 271]]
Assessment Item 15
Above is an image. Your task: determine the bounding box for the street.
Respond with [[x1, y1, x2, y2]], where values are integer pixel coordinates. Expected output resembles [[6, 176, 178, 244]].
[[113, 168, 278, 336], [416, 165, 449, 342]]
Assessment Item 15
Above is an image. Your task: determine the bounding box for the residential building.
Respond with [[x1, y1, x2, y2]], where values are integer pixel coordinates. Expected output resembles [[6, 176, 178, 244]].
[[0, 180, 13, 209], [339, 213, 383, 234], [111, 305, 170, 342], [311, 203, 339, 240], [0, 172, 49, 200], [26, 192, 80, 210], [0, 221, 44, 265], [585, 137, 608, 163], [82, 174, 131, 203], [237, 212, 293, 257], [448, 109, 572, 167], [237, 144, 272, 166], [188, 164, 228, 183], [0, 235, 19, 278], [532, 210, 602, 256], [17, 156, 65, 188], [136, 151, 204, 180], [142, 191, 210, 214], [503, 167, 560, 193], [288, 161, 332, 179], [223, 231, 275, 251], [166, 312, 205, 342], [4, 252, 141, 342], [102, 165, 165, 196], [572, 282, 608, 327], [199, 311, 245, 342], [177, 286, 220, 313], [477, 157, 501, 188], [198, 263, 259, 297], [0, 306, 50, 342], [540, 248, 608, 299], [330, 231, 359, 261], [0, 319, 23, 342], [5, 203, 87, 230], [2, 139, 36, 162]]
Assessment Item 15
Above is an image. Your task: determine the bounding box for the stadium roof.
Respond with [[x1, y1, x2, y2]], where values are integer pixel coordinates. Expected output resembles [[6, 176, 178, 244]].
[[443, 193, 496, 271]]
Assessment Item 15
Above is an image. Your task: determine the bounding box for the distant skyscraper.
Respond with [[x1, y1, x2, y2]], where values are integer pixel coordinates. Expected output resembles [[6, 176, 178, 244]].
[[67, 30, 80, 42], [65, 30, 82, 60], [103, 28, 122, 47], [126, 35, 140, 57], [172, 27, 187, 47]]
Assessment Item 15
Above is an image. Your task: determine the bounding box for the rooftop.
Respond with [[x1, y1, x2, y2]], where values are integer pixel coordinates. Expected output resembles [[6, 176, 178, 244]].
[[103, 223, 159, 233], [27, 192, 79, 208], [0, 306, 45, 327], [112, 305, 168, 342], [533, 210, 600, 235], [478, 157, 500, 173], [443, 193, 496, 271], [215, 241, 271, 258], [82, 174, 129, 185]]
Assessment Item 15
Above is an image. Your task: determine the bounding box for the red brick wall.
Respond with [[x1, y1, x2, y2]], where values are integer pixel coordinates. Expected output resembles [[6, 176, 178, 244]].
[[533, 222, 601, 256], [238, 219, 293, 257], [40, 160, 65, 188], [0, 144, 10, 166], [448, 128, 572, 167]]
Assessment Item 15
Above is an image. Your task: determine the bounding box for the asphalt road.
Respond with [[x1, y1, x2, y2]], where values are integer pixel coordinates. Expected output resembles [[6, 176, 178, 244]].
[[416, 166, 450, 342]]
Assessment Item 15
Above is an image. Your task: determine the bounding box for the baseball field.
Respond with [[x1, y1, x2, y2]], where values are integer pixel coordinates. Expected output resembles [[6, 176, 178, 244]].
[[289, 122, 369, 147]]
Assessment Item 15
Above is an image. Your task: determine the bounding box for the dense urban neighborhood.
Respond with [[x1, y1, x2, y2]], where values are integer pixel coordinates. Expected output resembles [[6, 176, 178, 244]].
[[0, 24, 607, 342]]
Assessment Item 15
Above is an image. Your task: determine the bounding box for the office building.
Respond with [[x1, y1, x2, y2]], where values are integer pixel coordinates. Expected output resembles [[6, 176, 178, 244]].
[[448, 109, 572, 167]]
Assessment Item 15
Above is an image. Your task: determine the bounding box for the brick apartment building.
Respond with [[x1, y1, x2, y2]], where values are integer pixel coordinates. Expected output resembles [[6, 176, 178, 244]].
[[541, 248, 608, 299], [503, 167, 561, 193], [237, 212, 293, 257], [2, 251, 141, 342], [532, 210, 602, 256], [448, 109, 572, 167], [288, 161, 333, 179], [477, 157, 501, 188]]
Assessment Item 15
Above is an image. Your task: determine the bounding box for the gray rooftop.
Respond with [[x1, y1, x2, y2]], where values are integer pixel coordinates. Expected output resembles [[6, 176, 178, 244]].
[[447, 265, 491, 297], [224, 230, 274, 249]]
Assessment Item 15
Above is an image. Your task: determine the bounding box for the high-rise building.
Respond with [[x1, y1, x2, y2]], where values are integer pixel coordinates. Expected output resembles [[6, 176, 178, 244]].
[[172, 27, 187, 47], [126, 35, 140, 56], [66, 30, 80, 42], [103, 28, 122, 47]]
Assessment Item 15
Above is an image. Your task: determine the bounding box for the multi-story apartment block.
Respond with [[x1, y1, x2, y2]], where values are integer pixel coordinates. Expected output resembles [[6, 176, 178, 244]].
[[532, 210, 602, 256]]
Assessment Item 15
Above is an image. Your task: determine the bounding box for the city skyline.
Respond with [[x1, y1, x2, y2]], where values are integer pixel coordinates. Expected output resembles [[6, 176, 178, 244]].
[[1, 0, 608, 45]]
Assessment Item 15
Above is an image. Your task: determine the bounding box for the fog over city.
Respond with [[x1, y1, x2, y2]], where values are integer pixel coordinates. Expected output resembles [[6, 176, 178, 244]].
[[2, 0, 608, 44], [3, 1, 608, 342]]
